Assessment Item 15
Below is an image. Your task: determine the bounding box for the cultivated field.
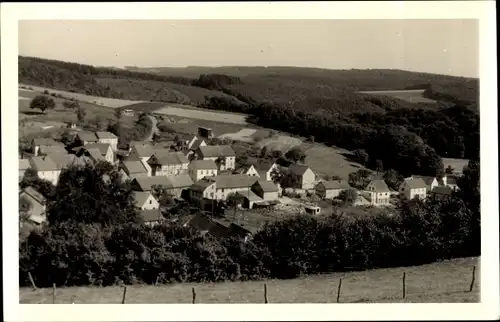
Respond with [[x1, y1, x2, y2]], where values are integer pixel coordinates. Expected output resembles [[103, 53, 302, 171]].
[[443, 158, 470, 174], [300, 143, 362, 180], [257, 135, 304, 153], [219, 128, 258, 142], [359, 89, 437, 104], [19, 257, 479, 304], [19, 84, 142, 108], [154, 105, 249, 125]]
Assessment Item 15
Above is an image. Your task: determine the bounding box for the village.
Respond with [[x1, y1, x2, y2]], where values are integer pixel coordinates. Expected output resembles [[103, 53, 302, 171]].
[[19, 114, 461, 241]]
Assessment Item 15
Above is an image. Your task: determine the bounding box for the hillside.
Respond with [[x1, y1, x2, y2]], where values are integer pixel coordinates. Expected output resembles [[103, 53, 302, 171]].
[[20, 257, 479, 303]]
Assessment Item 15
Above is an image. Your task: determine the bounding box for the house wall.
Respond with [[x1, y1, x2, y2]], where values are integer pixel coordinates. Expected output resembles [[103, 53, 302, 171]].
[[99, 138, 118, 152], [215, 186, 250, 200], [104, 148, 115, 164], [246, 166, 260, 177], [139, 159, 152, 176], [154, 163, 189, 176], [298, 168, 315, 190], [409, 188, 427, 199], [37, 170, 61, 186], [368, 191, 390, 206], [325, 189, 344, 199], [262, 191, 279, 201], [189, 168, 217, 182], [200, 155, 236, 171], [144, 220, 162, 227], [140, 194, 160, 210]]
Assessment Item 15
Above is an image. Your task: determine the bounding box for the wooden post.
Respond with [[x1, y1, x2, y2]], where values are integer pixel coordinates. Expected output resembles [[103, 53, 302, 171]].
[[402, 272, 406, 299], [52, 283, 56, 304], [469, 265, 476, 292], [264, 283, 268, 304], [192, 287, 196, 304], [28, 272, 37, 290], [336, 278, 342, 303], [121, 286, 127, 304]]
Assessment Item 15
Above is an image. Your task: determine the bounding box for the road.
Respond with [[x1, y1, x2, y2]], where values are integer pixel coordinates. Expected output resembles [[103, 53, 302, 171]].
[[145, 115, 160, 142]]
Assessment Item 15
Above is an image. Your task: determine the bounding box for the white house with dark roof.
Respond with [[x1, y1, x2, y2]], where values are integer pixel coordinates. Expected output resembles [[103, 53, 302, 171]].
[[74, 131, 99, 146], [288, 164, 316, 190], [49, 153, 87, 170], [206, 174, 258, 200], [38, 145, 67, 157], [147, 151, 189, 176], [130, 175, 193, 198], [253, 161, 279, 181], [119, 160, 149, 181], [132, 191, 160, 210], [19, 187, 47, 226], [95, 131, 118, 151], [363, 179, 391, 206], [74, 143, 114, 164], [315, 180, 351, 199], [188, 159, 218, 182], [235, 164, 260, 177], [141, 209, 164, 227], [28, 156, 61, 185], [189, 179, 217, 208], [30, 138, 64, 156], [409, 175, 439, 192], [196, 145, 236, 171], [252, 180, 280, 201], [399, 177, 427, 200]]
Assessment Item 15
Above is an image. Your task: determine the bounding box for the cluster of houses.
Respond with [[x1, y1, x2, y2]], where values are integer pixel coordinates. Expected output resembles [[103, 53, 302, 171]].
[[18, 126, 460, 233]]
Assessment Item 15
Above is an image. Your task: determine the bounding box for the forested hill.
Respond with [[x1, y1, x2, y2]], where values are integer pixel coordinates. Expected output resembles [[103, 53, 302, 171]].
[[18, 56, 479, 175]]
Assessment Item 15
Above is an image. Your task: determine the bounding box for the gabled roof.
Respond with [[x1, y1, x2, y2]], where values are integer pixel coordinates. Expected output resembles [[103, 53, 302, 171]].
[[229, 223, 254, 237], [198, 145, 235, 158], [411, 175, 437, 186], [80, 143, 112, 156], [49, 153, 86, 169], [95, 131, 118, 139], [39, 145, 67, 156], [149, 151, 189, 165], [20, 187, 46, 204], [432, 186, 453, 195], [131, 176, 170, 191], [190, 179, 216, 192], [404, 177, 427, 189], [188, 213, 216, 231], [190, 138, 205, 150], [289, 164, 312, 176], [132, 191, 154, 207], [31, 138, 61, 146], [253, 160, 277, 172], [131, 145, 156, 158], [19, 159, 30, 171], [165, 174, 193, 189], [85, 148, 106, 161], [318, 180, 350, 190], [76, 131, 98, 142], [208, 174, 258, 189], [121, 160, 148, 174], [366, 179, 390, 192], [189, 159, 218, 170], [236, 190, 263, 202], [254, 180, 279, 193], [140, 209, 163, 222], [29, 156, 59, 171]]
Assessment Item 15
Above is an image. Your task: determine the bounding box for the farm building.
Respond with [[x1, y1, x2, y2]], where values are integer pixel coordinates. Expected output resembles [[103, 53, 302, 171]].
[[253, 161, 279, 181], [399, 177, 427, 200], [131, 176, 170, 192], [74, 131, 99, 146], [288, 164, 316, 190], [140, 209, 164, 227], [363, 179, 391, 206], [130, 174, 193, 198], [315, 180, 351, 199], [186, 213, 244, 241], [147, 151, 189, 176], [119, 160, 149, 180], [132, 191, 160, 210], [188, 159, 218, 182], [234, 164, 260, 177], [74, 143, 114, 164], [198, 127, 214, 139], [236, 190, 264, 209], [431, 186, 453, 199], [196, 145, 236, 171], [408, 175, 439, 192], [19, 159, 30, 181], [120, 109, 135, 117], [252, 180, 280, 201], [30, 138, 64, 157], [95, 131, 118, 152], [206, 174, 259, 201], [49, 153, 87, 169], [189, 179, 217, 209], [38, 145, 67, 157], [28, 156, 61, 186], [19, 187, 47, 226]]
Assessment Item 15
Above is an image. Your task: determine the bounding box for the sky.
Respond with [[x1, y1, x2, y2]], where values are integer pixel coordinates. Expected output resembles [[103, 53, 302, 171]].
[[18, 19, 479, 78]]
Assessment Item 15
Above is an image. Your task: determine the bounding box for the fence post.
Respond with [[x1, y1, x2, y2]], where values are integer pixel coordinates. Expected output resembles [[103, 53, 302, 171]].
[[121, 286, 127, 304], [52, 283, 56, 304], [402, 272, 406, 299], [192, 287, 196, 304], [336, 278, 342, 303], [264, 283, 268, 304], [28, 272, 37, 290], [469, 265, 476, 292]]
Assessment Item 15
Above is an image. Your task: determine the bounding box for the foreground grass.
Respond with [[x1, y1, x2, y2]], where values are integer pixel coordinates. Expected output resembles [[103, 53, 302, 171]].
[[19, 257, 479, 304]]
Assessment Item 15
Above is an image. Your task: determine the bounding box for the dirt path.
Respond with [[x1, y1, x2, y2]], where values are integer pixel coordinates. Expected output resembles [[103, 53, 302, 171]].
[[144, 115, 159, 142]]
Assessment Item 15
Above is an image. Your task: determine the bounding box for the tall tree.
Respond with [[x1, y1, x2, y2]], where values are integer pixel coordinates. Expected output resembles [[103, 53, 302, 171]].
[[30, 95, 55, 114]]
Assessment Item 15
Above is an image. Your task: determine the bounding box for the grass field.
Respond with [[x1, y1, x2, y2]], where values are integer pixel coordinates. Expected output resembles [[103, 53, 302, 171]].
[[155, 105, 249, 125], [359, 89, 437, 104], [19, 257, 479, 304]]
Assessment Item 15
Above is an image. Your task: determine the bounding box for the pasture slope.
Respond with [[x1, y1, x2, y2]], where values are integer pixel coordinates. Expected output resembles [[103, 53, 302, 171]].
[[19, 257, 479, 304]]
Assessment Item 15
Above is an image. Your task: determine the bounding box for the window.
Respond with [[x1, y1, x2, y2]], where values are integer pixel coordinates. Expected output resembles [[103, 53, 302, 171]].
[[149, 200, 152, 204]]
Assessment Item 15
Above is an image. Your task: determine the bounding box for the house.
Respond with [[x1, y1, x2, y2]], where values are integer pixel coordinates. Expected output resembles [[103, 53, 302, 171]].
[[409, 175, 439, 192], [163, 174, 194, 198], [147, 151, 189, 176], [131, 176, 170, 192], [28, 156, 61, 186], [38, 145, 67, 156], [30, 138, 64, 156], [236, 190, 264, 209], [121, 108, 135, 117], [119, 160, 149, 181], [235, 164, 260, 177], [130, 175, 193, 198], [229, 223, 254, 242], [363, 179, 391, 206], [188, 159, 218, 182], [198, 127, 214, 139], [140, 209, 164, 227], [207, 174, 259, 201], [19, 187, 47, 226], [315, 180, 351, 199], [399, 177, 427, 200], [187, 213, 241, 241], [431, 186, 453, 199], [95, 131, 118, 151], [19, 159, 30, 181], [73, 131, 99, 146], [127, 145, 155, 175], [132, 191, 160, 210], [186, 135, 207, 150], [49, 153, 88, 169], [442, 175, 459, 190], [253, 161, 279, 181], [288, 164, 316, 190], [196, 145, 236, 171], [252, 180, 280, 201], [74, 143, 114, 164], [189, 179, 217, 209]]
